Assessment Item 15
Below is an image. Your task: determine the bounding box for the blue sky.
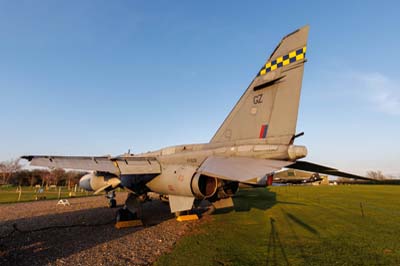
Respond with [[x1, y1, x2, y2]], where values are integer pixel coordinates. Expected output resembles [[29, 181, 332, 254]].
[[0, 1, 399, 175]]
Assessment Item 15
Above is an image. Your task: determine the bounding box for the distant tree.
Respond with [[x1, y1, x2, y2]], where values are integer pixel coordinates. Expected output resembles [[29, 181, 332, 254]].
[[50, 168, 66, 186], [336, 177, 347, 183], [366, 170, 386, 180], [0, 159, 21, 185], [30, 169, 50, 187], [41, 171, 51, 187], [386, 174, 400, 180], [28, 172, 38, 187], [65, 171, 85, 189], [12, 170, 30, 186]]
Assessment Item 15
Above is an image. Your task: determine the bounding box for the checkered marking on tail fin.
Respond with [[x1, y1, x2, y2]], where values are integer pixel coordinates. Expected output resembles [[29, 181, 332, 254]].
[[258, 46, 306, 76]]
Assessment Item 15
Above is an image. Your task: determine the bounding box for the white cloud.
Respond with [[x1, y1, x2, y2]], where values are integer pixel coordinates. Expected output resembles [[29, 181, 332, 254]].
[[354, 72, 400, 116]]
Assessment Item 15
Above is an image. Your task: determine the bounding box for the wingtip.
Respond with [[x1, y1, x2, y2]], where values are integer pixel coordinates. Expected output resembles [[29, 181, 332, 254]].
[[20, 155, 33, 161]]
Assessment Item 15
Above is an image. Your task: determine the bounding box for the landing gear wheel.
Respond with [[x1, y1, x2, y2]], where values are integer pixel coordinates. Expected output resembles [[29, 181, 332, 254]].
[[108, 199, 117, 208], [204, 204, 216, 215], [116, 208, 137, 222]]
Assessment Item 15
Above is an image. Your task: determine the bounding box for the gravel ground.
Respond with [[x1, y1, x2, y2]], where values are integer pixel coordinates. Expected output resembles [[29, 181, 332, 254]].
[[0, 193, 201, 266]]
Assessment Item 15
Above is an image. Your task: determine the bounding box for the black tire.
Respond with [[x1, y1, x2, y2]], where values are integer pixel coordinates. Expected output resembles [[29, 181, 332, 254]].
[[116, 208, 137, 222], [108, 199, 117, 208]]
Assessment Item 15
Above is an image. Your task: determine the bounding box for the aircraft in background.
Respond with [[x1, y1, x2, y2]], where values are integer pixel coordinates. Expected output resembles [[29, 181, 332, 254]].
[[22, 26, 373, 221], [271, 169, 326, 185]]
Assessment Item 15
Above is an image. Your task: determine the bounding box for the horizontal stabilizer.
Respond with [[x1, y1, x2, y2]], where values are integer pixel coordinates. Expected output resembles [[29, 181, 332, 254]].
[[198, 156, 291, 183], [288, 161, 375, 181]]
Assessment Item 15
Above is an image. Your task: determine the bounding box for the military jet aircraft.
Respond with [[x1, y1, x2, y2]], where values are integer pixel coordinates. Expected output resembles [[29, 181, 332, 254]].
[[272, 169, 326, 185], [22, 25, 372, 221]]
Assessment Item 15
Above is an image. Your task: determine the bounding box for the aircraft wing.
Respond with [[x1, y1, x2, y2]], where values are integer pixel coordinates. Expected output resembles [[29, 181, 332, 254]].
[[21, 155, 161, 175], [112, 156, 161, 174], [197, 156, 291, 183], [22, 155, 119, 174], [287, 161, 374, 181]]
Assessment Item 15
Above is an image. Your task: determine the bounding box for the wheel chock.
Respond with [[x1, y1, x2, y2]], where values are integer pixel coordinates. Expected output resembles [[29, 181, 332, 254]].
[[176, 214, 199, 222], [115, 220, 143, 229]]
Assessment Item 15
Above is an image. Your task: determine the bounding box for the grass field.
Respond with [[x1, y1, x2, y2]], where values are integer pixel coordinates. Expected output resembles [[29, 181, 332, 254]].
[[156, 185, 400, 266], [0, 186, 93, 203]]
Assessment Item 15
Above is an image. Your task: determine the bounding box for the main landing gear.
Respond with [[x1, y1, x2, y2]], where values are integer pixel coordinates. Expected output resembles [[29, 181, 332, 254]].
[[115, 193, 145, 223]]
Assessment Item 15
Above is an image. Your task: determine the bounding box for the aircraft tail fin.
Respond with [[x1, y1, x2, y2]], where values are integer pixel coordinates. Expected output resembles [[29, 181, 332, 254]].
[[210, 26, 309, 145]]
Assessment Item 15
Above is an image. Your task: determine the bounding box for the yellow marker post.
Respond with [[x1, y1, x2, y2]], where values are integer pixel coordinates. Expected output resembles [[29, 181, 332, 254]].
[[176, 214, 199, 222], [115, 220, 143, 229], [17, 188, 22, 202]]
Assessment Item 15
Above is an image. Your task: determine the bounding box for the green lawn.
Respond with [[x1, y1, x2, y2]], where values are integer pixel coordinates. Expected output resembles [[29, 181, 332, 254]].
[[156, 185, 400, 266], [0, 186, 93, 203]]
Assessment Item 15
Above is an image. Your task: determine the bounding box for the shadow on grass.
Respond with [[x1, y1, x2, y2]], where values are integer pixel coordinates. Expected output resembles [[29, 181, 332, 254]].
[[212, 188, 306, 215], [266, 217, 289, 266], [285, 212, 319, 236], [232, 188, 277, 212], [264, 208, 320, 265]]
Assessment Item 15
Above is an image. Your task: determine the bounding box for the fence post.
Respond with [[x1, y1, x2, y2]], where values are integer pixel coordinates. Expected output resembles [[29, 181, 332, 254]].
[[359, 202, 365, 217], [18, 186, 22, 202]]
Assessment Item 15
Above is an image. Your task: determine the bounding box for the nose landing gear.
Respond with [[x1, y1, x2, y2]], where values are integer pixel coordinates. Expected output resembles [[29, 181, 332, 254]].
[[106, 191, 117, 208]]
